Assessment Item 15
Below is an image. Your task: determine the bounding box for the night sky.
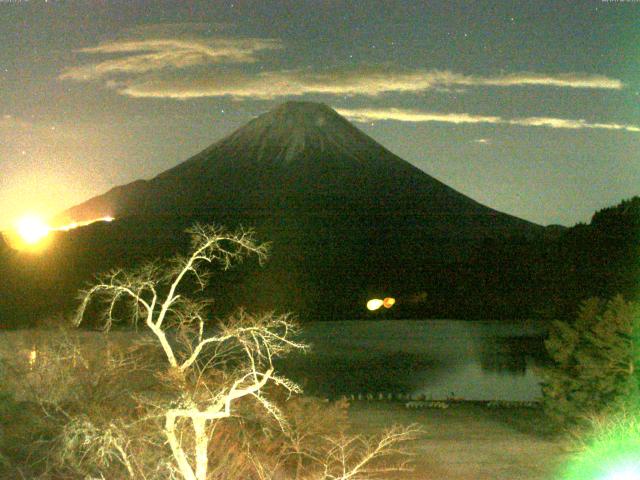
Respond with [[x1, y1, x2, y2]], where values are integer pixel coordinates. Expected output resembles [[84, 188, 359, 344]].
[[1, 0, 638, 230]]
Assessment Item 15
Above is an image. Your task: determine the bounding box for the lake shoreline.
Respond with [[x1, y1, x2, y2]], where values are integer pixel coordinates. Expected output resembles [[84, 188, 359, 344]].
[[2, 320, 550, 402], [348, 401, 566, 480]]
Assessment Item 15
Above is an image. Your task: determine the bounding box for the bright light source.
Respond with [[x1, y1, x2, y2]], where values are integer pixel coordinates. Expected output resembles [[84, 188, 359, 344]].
[[7, 214, 116, 251], [28, 348, 37, 368], [16, 215, 50, 245], [367, 297, 396, 311], [560, 414, 640, 480], [602, 464, 640, 480], [367, 299, 384, 311]]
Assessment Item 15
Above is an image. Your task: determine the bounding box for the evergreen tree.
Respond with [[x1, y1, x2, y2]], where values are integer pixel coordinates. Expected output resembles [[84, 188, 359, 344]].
[[541, 295, 640, 426]]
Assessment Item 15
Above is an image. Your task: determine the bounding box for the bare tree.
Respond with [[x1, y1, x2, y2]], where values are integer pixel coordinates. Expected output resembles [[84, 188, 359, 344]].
[[70, 223, 420, 480], [75, 224, 307, 480], [317, 425, 420, 480]]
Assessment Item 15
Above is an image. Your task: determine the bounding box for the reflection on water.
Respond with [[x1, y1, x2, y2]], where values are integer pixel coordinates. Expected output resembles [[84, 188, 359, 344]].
[[278, 351, 441, 398], [276, 319, 548, 402], [478, 336, 543, 375]]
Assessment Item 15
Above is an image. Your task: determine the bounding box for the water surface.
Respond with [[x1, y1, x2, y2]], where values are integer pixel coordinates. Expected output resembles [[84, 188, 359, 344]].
[[277, 319, 548, 401]]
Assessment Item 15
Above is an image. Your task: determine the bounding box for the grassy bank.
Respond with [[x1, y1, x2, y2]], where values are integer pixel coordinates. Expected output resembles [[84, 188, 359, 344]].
[[348, 401, 566, 480]]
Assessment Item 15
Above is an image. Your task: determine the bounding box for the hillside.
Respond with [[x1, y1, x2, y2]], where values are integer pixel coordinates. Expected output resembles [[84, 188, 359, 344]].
[[2, 102, 565, 325], [57, 102, 540, 239]]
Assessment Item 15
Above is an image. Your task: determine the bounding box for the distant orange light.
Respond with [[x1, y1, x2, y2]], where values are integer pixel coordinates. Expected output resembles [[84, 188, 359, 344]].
[[7, 215, 115, 251], [55, 216, 114, 231], [383, 297, 396, 308]]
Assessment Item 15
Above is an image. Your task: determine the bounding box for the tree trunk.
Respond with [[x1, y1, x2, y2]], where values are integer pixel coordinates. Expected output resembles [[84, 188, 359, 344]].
[[193, 417, 209, 480]]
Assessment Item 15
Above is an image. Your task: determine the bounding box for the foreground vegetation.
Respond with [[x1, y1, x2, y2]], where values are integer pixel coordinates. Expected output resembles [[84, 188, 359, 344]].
[[348, 401, 564, 480], [1, 215, 638, 478], [1, 195, 638, 326], [0, 224, 418, 479], [540, 295, 640, 479]]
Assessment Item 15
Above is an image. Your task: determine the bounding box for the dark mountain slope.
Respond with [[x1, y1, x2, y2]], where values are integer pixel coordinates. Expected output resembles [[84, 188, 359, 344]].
[[2, 102, 557, 326], [58, 102, 540, 239]]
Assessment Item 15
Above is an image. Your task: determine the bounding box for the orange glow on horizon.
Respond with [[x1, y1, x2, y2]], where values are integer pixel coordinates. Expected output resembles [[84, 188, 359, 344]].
[[16, 215, 50, 245], [55, 216, 114, 231], [5, 215, 115, 251]]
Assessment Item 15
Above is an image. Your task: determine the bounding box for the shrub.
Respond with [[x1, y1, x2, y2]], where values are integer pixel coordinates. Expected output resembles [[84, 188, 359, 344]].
[[560, 409, 640, 480], [540, 295, 640, 427]]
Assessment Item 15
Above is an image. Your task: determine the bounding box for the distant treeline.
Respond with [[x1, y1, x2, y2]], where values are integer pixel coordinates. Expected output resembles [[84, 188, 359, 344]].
[[0, 197, 638, 326]]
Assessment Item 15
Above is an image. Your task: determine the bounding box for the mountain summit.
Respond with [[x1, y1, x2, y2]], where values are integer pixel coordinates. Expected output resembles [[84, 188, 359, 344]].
[[59, 101, 538, 238], [216, 101, 371, 164]]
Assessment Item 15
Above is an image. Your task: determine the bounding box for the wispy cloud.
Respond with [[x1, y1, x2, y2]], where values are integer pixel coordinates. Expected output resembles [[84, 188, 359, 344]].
[[60, 37, 283, 81], [507, 116, 640, 132], [109, 67, 624, 99], [60, 28, 624, 98], [337, 108, 501, 124], [117, 66, 440, 99], [451, 72, 623, 90], [336, 107, 640, 133]]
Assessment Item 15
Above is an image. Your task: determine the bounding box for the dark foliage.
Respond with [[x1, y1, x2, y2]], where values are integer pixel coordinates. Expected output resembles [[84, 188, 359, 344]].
[[539, 296, 640, 427], [0, 196, 638, 326]]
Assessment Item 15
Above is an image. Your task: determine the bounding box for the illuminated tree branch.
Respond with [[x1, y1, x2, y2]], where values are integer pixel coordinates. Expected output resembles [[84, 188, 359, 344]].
[[69, 223, 417, 480], [74, 224, 303, 480], [320, 425, 421, 480]]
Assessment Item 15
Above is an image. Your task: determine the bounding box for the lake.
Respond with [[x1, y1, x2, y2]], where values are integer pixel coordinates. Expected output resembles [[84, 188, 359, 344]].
[[0, 319, 549, 402], [276, 319, 549, 402]]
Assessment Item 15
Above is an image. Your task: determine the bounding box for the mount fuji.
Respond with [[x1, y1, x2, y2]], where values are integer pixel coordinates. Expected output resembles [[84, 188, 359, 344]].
[[4, 102, 550, 323], [58, 101, 540, 238]]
